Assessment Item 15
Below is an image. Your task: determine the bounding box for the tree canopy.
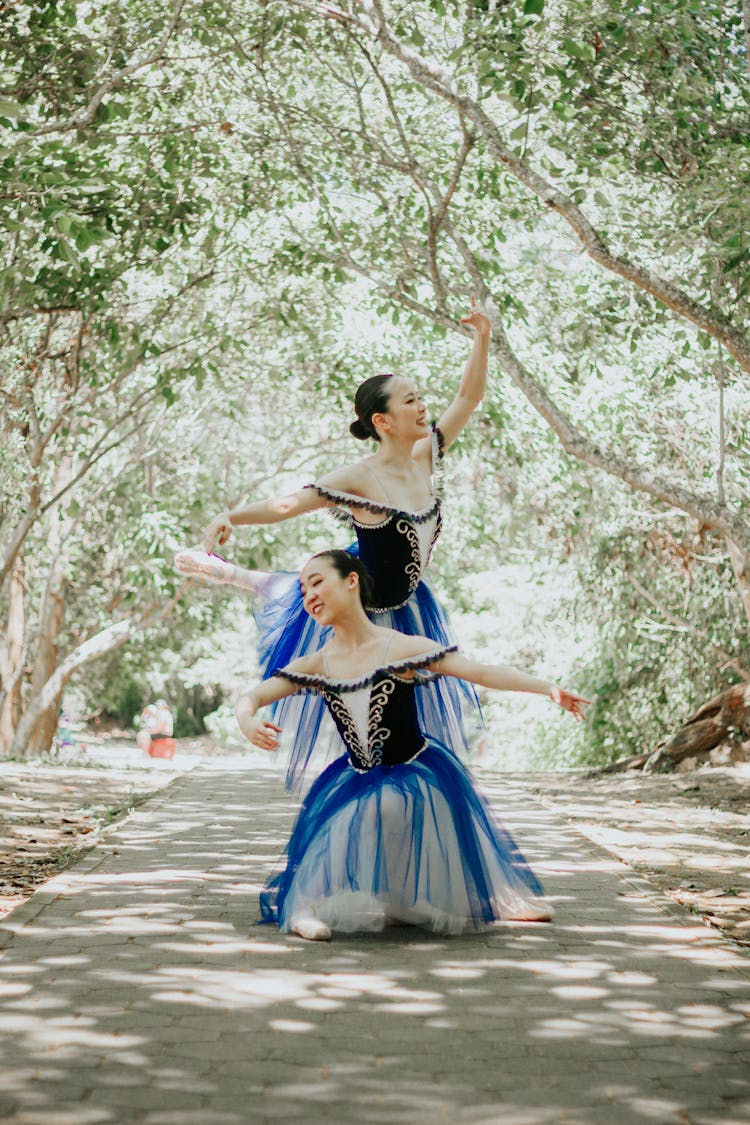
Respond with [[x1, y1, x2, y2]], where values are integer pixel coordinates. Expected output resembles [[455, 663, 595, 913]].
[[1, 0, 748, 766]]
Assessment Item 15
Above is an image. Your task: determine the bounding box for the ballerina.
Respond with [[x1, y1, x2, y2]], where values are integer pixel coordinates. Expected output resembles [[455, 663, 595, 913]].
[[235, 550, 590, 941], [177, 299, 492, 786]]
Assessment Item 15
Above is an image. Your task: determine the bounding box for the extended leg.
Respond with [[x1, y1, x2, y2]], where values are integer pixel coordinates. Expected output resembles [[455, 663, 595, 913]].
[[174, 549, 268, 595]]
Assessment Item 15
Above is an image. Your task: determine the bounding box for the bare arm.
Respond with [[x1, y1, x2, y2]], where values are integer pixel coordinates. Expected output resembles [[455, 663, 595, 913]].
[[432, 298, 492, 452], [378, 633, 590, 721], [204, 462, 378, 550], [433, 651, 554, 695], [204, 486, 328, 550], [235, 674, 299, 751], [432, 651, 590, 721]]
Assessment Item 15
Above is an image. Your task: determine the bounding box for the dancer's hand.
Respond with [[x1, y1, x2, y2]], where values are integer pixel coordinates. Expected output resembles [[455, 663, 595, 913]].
[[238, 714, 282, 751], [550, 686, 591, 722], [204, 511, 233, 551], [460, 295, 491, 338]]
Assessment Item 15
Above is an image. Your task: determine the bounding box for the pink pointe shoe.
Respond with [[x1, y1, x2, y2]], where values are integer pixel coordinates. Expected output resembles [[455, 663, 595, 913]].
[[290, 915, 332, 941], [174, 549, 238, 586]]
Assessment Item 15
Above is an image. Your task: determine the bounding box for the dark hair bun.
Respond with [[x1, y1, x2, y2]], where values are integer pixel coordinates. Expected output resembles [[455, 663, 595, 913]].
[[349, 419, 370, 440]]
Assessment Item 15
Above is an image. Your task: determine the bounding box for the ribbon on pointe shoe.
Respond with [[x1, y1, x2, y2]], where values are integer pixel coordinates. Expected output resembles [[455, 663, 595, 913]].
[[174, 549, 236, 585]]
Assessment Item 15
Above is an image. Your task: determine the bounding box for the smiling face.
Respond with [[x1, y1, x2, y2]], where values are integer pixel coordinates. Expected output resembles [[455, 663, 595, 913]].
[[373, 377, 428, 441], [300, 555, 360, 626]]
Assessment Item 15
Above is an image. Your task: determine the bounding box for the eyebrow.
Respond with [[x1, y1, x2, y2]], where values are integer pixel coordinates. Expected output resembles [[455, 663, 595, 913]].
[[300, 570, 322, 588]]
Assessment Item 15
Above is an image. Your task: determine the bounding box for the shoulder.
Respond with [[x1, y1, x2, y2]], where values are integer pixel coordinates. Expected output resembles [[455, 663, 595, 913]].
[[316, 462, 376, 502], [384, 631, 453, 663], [281, 651, 326, 678]]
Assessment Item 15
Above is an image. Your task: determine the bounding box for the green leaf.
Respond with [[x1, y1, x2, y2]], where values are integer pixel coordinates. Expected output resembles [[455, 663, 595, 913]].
[[562, 38, 596, 62], [524, 0, 544, 12], [52, 238, 80, 266], [0, 99, 23, 118]]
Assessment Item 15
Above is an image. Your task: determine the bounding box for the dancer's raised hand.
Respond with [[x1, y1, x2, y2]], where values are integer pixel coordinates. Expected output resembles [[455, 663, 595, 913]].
[[550, 686, 591, 722], [204, 511, 234, 551], [460, 295, 491, 338]]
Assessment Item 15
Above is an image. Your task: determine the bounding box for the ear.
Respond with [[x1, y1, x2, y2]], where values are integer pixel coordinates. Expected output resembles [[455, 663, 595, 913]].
[[346, 572, 359, 591], [371, 411, 390, 433]]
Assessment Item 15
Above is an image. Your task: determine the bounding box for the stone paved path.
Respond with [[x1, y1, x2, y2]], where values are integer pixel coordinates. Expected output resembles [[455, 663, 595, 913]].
[[0, 764, 749, 1125]]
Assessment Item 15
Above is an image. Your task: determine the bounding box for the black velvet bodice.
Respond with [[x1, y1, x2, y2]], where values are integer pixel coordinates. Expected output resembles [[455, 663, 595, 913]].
[[278, 646, 456, 772], [354, 504, 441, 612], [304, 426, 444, 613]]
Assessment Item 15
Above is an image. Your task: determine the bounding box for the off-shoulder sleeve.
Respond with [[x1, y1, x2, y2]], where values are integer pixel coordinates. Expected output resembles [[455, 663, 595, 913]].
[[385, 643, 457, 682], [302, 483, 407, 526], [301, 484, 354, 527], [270, 668, 322, 693], [432, 424, 445, 465], [273, 645, 457, 694]]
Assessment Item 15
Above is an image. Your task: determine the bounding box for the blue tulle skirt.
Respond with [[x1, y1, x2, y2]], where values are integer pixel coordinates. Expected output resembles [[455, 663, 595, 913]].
[[254, 559, 481, 790], [259, 740, 544, 935]]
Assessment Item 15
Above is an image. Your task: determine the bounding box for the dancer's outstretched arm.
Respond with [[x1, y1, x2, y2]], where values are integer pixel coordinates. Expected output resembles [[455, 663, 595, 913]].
[[436, 651, 589, 721], [174, 551, 282, 596], [418, 297, 492, 456], [204, 485, 328, 551], [391, 635, 590, 721], [203, 458, 382, 551]]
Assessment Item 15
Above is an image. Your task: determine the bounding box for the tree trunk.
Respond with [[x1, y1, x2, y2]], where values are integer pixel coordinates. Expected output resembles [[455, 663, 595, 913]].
[[0, 559, 25, 756], [644, 683, 750, 773], [24, 560, 68, 757], [8, 588, 187, 759], [727, 538, 750, 630], [21, 458, 71, 757]]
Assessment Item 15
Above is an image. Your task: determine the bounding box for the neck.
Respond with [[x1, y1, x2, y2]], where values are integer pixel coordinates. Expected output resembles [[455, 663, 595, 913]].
[[329, 607, 381, 650], [374, 432, 417, 468]]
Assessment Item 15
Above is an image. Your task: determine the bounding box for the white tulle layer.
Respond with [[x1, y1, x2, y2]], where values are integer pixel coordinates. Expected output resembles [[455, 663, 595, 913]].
[[260, 743, 545, 935]]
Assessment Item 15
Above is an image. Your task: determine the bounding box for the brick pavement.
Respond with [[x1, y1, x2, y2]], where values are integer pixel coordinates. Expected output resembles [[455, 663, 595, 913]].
[[0, 763, 748, 1125]]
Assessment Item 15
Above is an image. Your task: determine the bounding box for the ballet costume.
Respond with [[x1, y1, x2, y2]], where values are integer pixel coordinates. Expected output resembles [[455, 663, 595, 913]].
[[176, 426, 481, 789], [260, 639, 549, 936]]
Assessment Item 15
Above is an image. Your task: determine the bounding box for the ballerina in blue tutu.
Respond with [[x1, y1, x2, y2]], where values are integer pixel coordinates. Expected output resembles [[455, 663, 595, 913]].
[[235, 550, 590, 941], [177, 299, 492, 786]]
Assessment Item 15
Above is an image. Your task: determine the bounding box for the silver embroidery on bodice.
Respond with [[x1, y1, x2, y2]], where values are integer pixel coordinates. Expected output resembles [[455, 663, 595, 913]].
[[323, 679, 396, 771]]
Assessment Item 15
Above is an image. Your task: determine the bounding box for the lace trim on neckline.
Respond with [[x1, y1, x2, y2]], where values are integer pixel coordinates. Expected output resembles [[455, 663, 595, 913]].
[[274, 644, 457, 692], [305, 424, 445, 526], [305, 483, 440, 524]]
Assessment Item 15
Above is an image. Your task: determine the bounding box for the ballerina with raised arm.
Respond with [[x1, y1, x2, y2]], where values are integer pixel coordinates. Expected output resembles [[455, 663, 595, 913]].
[[235, 550, 590, 941], [177, 299, 492, 786]]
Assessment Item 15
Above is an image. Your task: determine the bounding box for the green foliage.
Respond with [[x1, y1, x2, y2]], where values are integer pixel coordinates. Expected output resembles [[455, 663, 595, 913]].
[[1, 0, 748, 768]]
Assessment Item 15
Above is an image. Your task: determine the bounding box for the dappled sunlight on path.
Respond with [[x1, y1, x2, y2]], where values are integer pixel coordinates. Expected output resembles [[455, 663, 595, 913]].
[[0, 767, 748, 1124], [504, 769, 750, 947]]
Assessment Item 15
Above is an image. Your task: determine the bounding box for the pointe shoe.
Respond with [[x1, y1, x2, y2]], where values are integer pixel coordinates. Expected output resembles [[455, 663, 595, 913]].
[[174, 549, 237, 585], [290, 915, 332, 941], [508, 900, 555, 922]]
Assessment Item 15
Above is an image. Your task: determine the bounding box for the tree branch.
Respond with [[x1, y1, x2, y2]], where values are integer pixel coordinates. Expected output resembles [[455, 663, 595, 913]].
[[8, 584, 189, 758], [32, 0, 188, 137], [335, 0, 750, 375], [626, 570, 750, 683]]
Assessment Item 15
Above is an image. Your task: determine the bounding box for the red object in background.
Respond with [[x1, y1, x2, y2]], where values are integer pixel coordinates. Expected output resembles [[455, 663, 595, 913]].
[[148, 736, 177, 760]]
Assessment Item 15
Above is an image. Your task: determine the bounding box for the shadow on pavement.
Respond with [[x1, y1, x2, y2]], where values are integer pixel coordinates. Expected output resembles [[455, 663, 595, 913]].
[[0, 766, 749, 1125]]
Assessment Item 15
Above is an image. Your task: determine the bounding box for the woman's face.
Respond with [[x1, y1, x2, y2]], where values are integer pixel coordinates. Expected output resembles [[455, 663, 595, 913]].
[[376, 377, 428, 440], [300, 557, 358, 626]]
